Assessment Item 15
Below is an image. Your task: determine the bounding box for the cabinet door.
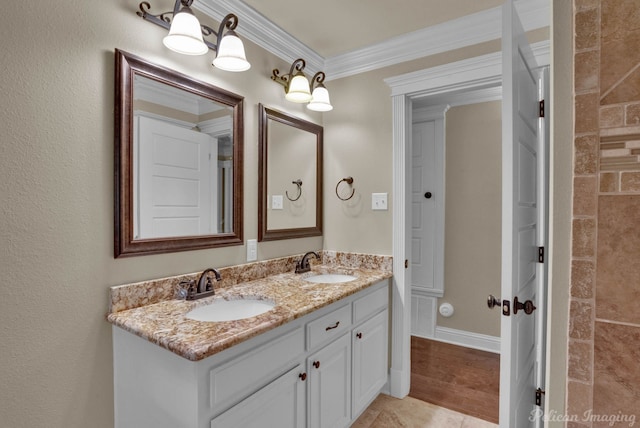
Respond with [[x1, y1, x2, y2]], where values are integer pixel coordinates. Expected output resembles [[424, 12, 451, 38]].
[[352, 310, 389, 418], [308, 333, 351, 428], [210, 365, 306, 428]]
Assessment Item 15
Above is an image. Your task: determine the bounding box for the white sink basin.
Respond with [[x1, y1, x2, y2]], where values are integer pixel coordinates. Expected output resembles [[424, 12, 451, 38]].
[[304, 274, 357, 284], [186, 298, 275, 322]]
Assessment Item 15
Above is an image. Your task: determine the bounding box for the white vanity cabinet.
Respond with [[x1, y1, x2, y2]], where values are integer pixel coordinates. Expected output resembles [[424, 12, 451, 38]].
[[307, 333, 352, 428], [113, 279, 389, 428], [352, 309, 389, 417], [351, 284, 389, 418], [210, 364, 306, 428]]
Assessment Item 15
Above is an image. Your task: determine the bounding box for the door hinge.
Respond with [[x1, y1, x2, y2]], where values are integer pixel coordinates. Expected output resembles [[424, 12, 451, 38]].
[[538, 246, 545, 263], [535, 388, 545, 406], [539, 100, 545, 118]]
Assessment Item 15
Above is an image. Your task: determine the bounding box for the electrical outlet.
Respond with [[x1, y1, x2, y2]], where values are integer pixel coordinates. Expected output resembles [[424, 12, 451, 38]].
[[247, 239, 257, 261], [272, 195, 283, 210], [372, 193, 388, 210]]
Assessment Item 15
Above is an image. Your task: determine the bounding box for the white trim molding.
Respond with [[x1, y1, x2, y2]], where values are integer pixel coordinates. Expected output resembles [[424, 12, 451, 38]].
[[196, 0, 549, 81], [195, 0, 324, 74], [389, 94, 411, 399], [385, 40, 549, 98], [325, 0, 549, 80], [386, 44, 552, 402], [413, 327, 501, 354]]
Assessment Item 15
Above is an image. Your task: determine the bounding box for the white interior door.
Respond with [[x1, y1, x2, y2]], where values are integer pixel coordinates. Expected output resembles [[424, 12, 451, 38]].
[[411, 120, 437, 291], [500, 1, 542, 426], [136, 116, 217, 239]]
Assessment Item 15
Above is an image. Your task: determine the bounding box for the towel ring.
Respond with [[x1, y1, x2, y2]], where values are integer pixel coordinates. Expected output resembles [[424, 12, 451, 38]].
[[336, 177, 355, 201], [286, 179, 303, 202]]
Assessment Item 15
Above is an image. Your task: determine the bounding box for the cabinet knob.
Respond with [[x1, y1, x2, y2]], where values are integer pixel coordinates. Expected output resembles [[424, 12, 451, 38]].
[[313, 361, 320, 369], [356, 332, 363, 339], [299, 372, 307, 381]]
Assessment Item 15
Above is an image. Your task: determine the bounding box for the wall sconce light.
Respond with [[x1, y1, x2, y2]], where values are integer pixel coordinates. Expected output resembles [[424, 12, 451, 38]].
[[137, 0, 251, 72], [271, 58, 333, 112]]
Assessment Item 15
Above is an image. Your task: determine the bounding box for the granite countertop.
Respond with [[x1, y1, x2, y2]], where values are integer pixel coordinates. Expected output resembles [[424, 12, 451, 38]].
[[107, 265, 392, 361]]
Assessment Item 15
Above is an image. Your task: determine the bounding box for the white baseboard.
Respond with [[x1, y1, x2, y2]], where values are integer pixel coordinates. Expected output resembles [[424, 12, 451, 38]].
[[413, 326, 500, 354]]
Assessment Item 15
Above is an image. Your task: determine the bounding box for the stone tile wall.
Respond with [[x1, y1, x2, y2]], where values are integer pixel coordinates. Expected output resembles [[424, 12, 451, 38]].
[[568, 1, 640, 426]]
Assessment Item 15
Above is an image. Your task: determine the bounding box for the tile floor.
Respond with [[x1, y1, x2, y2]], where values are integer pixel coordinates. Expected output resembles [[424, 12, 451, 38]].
[[352, 394, 498, 428]]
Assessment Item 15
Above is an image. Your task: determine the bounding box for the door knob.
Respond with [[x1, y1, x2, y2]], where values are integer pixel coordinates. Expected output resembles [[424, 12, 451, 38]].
[[424, 192, 432, 199], [513, 296, 537, 315], [487, 295, 501, 309]]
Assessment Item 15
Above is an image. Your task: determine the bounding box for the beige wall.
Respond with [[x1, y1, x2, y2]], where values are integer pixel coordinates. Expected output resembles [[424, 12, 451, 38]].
[[0, 2, 324, 426], [323, 40, 507, 253], [266, 120, 317, 230], [436, 101, 502, 337], [0, 1, 567, 427]]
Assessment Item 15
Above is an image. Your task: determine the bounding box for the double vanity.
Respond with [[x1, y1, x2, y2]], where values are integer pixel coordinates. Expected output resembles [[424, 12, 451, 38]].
[[110, 49, 391, 428], [108, 253, 392, 428]]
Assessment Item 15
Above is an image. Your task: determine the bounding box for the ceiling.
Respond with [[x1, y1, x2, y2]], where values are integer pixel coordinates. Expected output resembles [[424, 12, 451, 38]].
[[239, 0, 505, 58], [196, 0, 549, 80]]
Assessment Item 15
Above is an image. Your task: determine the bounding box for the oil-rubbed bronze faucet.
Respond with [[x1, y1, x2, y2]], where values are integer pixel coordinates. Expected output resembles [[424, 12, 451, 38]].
[[295, 251, 320, 274], [179, 268, 221, 300], [197, 268, 220, 293]]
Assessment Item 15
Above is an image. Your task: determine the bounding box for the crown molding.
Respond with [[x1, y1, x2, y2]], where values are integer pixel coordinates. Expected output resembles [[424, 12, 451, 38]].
[[195, 0, 324, 74], [385, 40, 549, 98], [325, 0, 549, 80], [196, 0, 549, 81], [134, 75, 222, 115]]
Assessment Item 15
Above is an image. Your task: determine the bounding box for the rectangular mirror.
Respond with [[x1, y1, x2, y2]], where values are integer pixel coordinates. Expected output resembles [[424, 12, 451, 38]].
[[258, 104, 323, 241], [115, 49, 244, 257]]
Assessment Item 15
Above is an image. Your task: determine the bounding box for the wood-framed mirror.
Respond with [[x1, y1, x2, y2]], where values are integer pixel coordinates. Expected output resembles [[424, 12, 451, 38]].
[[114, 49, 244, 257], [258, 104, 323, 241]]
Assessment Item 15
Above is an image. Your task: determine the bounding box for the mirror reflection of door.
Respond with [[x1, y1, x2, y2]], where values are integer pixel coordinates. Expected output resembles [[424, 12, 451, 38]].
[[132, 74, 234, 240], [135, 116, 216, 239]]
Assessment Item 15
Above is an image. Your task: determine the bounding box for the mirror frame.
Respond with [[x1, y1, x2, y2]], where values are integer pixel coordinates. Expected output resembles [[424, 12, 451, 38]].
[[258, 104, 323, 241], [114, 49, 244, 257]]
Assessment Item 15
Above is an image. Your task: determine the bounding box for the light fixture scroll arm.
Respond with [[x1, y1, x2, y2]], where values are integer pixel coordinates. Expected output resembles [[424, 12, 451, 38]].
[[201, 13, 239, 52], [137, 1, 175, 31], [137, 1, 240, 53], [271, 58, 307, 93], [288, 58, 306, 76], [310, 71, 326, 91], [136, 0, 194, 31]]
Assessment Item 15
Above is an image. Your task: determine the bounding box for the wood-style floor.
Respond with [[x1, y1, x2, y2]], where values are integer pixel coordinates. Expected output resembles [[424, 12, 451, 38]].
[[409, 336, 500, 424]]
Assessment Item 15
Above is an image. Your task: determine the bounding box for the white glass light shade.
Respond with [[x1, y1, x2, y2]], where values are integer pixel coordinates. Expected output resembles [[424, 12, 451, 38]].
[[307, 85, 333, 111], [285, 72, 312, 103], [212, 31, 251, 72], [163, 7, 208, 55]]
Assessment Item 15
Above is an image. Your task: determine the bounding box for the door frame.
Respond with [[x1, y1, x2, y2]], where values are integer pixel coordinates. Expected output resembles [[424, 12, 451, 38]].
[[384, 41, 550, 399]]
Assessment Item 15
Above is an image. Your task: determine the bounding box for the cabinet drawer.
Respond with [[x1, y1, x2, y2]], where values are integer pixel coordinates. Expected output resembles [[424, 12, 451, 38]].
[[353, 282, 389, 324], [307, 304, 351, 350], [209, 326, 304, 413]]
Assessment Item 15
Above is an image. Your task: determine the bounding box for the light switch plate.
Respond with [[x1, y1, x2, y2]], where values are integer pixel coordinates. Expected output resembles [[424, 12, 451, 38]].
[[272, 195, 283, 210], [247, 239, 257, 261], [372, 193, 388, 210]]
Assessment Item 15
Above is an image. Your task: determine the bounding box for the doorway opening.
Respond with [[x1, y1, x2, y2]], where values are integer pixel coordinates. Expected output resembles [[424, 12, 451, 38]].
[[385, 33, 550, 426], [408, 93, 503, 422]]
